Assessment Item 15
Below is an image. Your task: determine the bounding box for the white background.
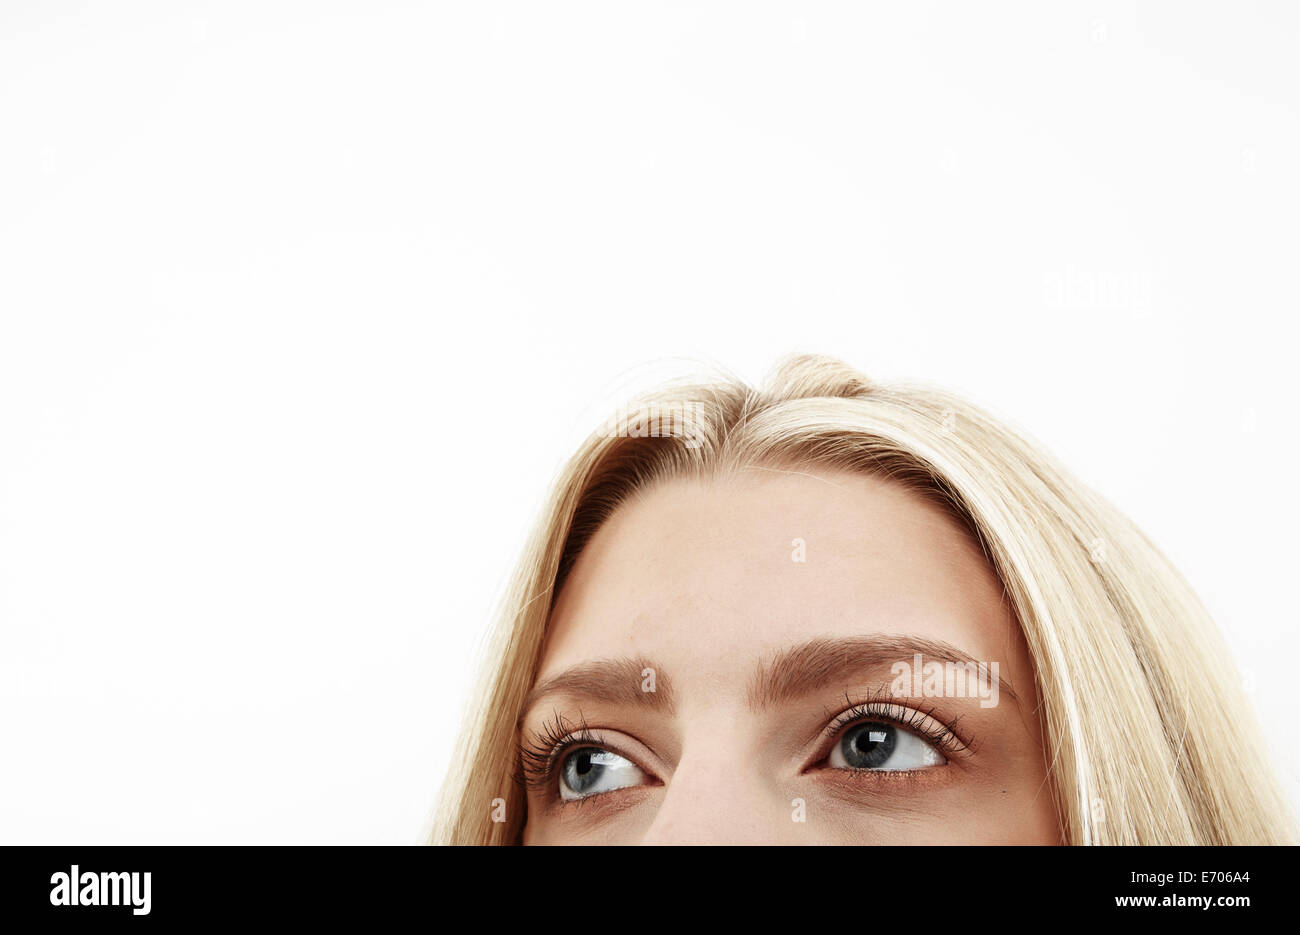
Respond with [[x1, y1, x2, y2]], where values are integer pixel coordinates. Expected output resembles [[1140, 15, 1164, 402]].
[[1, 2, 1296, 843]]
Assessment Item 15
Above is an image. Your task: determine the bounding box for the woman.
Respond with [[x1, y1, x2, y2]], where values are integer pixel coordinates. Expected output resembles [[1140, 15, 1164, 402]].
[[431, 354, 1293, 844]]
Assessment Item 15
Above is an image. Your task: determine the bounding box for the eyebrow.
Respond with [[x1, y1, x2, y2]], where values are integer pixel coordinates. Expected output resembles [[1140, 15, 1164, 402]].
[[519, 635, 1019, 727], [748, 635, 1020, 710], [519, 657, 675, 726]]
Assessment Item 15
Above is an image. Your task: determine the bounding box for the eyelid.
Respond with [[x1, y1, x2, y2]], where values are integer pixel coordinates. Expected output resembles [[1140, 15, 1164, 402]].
[[805, 692, 973, 771], [518, 717, 665, 798]]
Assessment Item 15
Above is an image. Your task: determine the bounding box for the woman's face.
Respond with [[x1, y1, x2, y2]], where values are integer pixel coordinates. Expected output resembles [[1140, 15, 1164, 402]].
[[520, 467, 1061, 844]]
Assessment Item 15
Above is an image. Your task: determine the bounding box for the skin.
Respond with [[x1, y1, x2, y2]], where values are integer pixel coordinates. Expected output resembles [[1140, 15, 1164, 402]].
[[519, 466, 1062, 844]]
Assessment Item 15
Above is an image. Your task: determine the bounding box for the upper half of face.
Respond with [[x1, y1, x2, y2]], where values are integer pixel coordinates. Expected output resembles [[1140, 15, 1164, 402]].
[[520, 466, 1061, 844]]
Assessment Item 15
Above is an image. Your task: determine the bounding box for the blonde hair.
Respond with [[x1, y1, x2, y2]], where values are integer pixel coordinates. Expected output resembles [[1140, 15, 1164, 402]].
[[431, 354, 1294, 845]]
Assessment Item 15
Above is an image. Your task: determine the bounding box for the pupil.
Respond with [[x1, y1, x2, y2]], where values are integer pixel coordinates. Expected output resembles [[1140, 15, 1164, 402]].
[[563, 748, 607, 794], [843, 722, 896, 768]]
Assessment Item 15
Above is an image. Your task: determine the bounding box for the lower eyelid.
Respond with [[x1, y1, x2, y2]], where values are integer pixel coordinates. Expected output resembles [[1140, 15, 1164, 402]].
[[809, 761, 960, 802], [542, 778, 659, 818], [814, 762, 944, 779], [809, 729, 975, 784]]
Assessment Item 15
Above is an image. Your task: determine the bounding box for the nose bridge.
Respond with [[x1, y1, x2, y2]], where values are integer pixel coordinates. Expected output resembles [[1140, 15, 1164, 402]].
[[637, 707, 795, 845]]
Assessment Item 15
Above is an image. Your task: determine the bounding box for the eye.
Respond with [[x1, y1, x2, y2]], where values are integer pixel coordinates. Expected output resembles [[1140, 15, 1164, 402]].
[[827, 719, 945, 771], [558, 746, 647, 801]]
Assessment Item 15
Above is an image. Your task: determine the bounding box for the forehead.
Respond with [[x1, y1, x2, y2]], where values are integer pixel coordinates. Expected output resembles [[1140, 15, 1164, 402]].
[[539, 467, 1022, 695]]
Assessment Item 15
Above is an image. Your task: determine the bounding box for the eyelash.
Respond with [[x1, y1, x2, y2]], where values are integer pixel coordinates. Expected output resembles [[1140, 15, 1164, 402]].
[[519, 690, 974, 801], [817, 688, 974, 763], [517, 712, 606, 795]]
